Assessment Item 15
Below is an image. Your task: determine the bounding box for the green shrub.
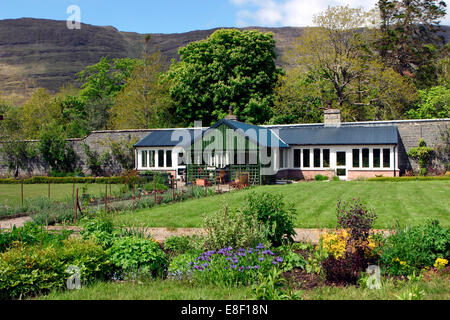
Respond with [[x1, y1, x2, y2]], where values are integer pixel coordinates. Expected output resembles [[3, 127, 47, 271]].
[[332, 176, 340, 181], [379, 220, 450, 276], [314, 174, 329, 181], [80, 217, 116, 249], [177, 244, 285, 287], [241, 192, 297, 246], [0, 239, 109, 299], [0, 223, 72, 252], [168, 252, 201, 280], [164, 235, 205, 256], [107, 237, 167, 279], [203, 203, 270, 250]]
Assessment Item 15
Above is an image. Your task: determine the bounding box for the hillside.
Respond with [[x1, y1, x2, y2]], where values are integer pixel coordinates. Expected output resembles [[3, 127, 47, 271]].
[[0, 18, 448, 102]]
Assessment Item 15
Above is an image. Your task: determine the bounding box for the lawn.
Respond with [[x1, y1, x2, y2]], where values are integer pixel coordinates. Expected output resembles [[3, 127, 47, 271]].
[[111, 181, 450, 229], [0, 183, 124, 206], [39, 280, 254, 300], [38, 271, 449, 300]]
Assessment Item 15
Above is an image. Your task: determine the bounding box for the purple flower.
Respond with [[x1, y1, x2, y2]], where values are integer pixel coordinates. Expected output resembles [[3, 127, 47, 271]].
[[258, 257, 265, 261], [275, 257, 283, 263], [272, 261, 278, 265], [256, 243, 265, 250], [253, 265, 260, 269], [231, 265, 237, 269]]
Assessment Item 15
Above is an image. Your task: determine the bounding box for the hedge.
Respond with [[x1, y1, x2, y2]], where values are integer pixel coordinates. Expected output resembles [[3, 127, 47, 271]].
[[0, 176, 129, 184], [368, 176, 450, 181]]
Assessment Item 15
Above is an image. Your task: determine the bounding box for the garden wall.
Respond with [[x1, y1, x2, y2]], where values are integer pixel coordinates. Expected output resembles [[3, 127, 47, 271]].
[[0, 119, 448, 178]]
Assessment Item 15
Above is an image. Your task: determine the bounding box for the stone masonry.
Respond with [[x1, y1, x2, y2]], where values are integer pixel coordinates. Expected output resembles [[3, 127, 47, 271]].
[[0, 119, 448, 177]]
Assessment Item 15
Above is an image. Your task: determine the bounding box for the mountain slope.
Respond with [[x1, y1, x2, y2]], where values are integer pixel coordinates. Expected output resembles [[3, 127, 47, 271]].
[[0, 18, 448, 102]]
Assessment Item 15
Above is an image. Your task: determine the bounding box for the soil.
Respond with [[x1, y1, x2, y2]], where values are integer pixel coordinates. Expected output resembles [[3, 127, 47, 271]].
[[283, 268, 324, 290]]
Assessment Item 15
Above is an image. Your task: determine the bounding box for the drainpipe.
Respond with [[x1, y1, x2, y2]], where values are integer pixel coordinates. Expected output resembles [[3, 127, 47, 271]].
[[393, 145, 397, 177]]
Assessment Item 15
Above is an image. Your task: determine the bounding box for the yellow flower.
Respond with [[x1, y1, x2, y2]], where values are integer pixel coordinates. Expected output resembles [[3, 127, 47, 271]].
[[434, 258, 448, 270], [400, 261, 406, 266]]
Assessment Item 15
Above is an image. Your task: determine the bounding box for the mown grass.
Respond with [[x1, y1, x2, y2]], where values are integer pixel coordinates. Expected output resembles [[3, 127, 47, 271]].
[[305, 272, 450, 300], [39, 280, 254, 300], [0, 183, 124, 206], [111, 181, 450, 229], [38, 271, 449, 300]]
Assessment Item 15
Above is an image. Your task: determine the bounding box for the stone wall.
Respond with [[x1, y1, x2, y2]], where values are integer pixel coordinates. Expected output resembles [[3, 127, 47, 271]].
[[346, 119, 449, 173], [0, 119, 448, 178]]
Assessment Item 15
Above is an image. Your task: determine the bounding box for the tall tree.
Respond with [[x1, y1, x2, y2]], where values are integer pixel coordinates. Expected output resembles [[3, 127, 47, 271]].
[[20, 88, 60, 139], [76, 57, 139, 130], [167, 29, 283, 126], [377, 0, 447, 86], [110, 51, 173, 129]]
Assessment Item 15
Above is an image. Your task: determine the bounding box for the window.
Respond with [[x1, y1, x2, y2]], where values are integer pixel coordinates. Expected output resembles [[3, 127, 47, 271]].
[[279, 149, 284, 168], [149, 151, 155, 167], [294, 149, 301, 168], [314, 149, 321, 168], [303, 149, 310, 168], [383, 148, 391, 168], [158, 150, 165, 167], [178, 152, 185, 166], [352, 149, 360, 168], [323, 149, 330, 168], [336, 168, 346, 176], [373, 149, 381, 168], [336, 152, 346, 166], [166, 150, 172, 167], [141, 151, 147, 167], [362, 148, 369, 168]]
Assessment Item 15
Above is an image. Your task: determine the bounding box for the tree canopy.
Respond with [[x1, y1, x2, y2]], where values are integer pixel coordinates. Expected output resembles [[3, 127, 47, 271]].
[[167, 29, 283, 126]]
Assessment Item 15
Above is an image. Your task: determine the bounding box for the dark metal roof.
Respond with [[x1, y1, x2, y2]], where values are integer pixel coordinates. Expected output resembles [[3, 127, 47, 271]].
[[135, 122, 398, 148], [134, 129, 202, 147], [204, 119, 290, 148], [273, 125, 398, 145]]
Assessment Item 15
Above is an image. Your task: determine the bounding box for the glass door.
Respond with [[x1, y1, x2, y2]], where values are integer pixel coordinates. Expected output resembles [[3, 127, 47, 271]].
[[335, 151, 347, 180]]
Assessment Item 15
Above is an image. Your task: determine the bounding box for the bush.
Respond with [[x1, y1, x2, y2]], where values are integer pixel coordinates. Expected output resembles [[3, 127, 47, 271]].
[[164, 235, 205, 256], [322, 249, 369, 285], [0, 223, 72, 252], [203, 204, 270, 250], [336, 198, 376, 242], [379, 220, 450, 276], [175, 244, 285, 286], [314, 174, 329, 181], [241, 192, 297, 246], [0, 239, 109, 299], [168, 252, 201, 280], [107, 237, 167, 279], [80, 217, 116, 249]]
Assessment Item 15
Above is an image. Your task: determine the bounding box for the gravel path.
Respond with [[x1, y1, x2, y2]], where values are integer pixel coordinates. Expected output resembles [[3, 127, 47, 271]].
[[0, 216, 391, 245]]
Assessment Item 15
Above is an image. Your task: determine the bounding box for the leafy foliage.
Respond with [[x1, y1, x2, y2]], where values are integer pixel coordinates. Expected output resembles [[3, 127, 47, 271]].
[[407, 139, 435, 174], [379, 220, 450, 276], [336, 198, 377, 241], [203, 203, 270, 250], [167, 29, 282, 125], [242, 192, 297, 246]]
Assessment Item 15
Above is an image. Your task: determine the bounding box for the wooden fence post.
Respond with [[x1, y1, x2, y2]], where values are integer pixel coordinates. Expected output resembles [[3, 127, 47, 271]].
[[154, 179, 156, 204], [74, 188, 78, 224], [105, 184, 108, 212], [172, 177, 175, 201]]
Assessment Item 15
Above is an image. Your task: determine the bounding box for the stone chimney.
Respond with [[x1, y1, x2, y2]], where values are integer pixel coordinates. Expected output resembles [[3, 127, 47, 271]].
[[224, 105, 238, 121], [324, 102, 341, 127]]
